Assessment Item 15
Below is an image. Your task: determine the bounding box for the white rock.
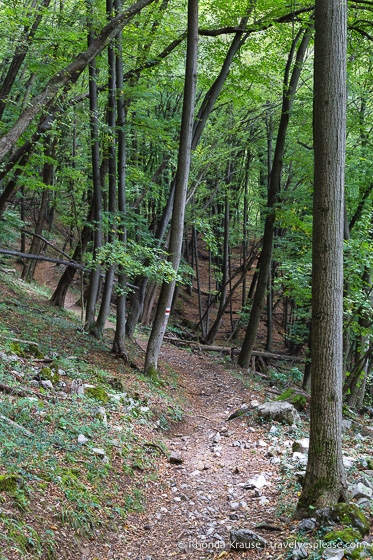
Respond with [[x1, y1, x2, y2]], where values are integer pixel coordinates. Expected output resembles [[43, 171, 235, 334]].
[[343, 456, 356, 468], [78, 434, 88, 444], [245, 474, 268, 489], [293, 438, 310, 452], [40, 380, 53, 390], [323, 549, 345, 560], [349, 482, 373, 500], [258, 439, 267, 447], [256, 401, 301, 425], [292, 452, 308, 465], [92, 447, 106, 456]]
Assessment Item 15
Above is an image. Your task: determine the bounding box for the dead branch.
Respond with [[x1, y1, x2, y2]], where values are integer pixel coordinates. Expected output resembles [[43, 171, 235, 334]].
[[0, 414, 34, 437], [0, 382, 33, 397]]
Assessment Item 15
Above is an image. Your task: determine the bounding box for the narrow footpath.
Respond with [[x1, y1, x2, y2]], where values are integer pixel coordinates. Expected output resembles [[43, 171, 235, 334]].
[[113, 341, 298, 560]]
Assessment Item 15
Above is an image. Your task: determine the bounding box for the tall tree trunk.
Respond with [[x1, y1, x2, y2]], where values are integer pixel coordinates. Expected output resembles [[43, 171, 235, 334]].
[[237, 26, 312, 367], [90, 0, 117, 341], [295, 0, 347, 516], [144, 0, 198, 375], [112, 0, 128, 354], [125, 17, 251, 337], [85, 8, 103, 330], [206, 188, 230, 344]]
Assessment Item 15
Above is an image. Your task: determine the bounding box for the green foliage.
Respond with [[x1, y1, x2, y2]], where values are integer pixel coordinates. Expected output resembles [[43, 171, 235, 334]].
[[93, 239, 181, 284], [269, 366, 303, 387], [0, 210, 24, 246]]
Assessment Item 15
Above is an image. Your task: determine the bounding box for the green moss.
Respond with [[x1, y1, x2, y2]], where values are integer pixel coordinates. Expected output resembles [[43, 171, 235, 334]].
[[0, 475, 23, 493], [9, 342, 26, 357], [324, 527, 362, 543], [345, 548, 370, 560], [275, 388, 307, 411], [25, 343, 44, 359], [85, 386, 109, 403], [39, 365, 60, 384], [9, 342, 44, 358], [329, 503, 370, 537]]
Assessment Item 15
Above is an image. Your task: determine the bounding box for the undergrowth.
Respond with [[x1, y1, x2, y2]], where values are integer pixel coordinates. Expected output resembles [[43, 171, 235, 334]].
[[0, 272, 184, 558]]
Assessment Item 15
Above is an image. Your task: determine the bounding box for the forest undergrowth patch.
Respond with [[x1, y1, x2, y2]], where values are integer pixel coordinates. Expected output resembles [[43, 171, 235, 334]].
[[0, 273, 185, 559]]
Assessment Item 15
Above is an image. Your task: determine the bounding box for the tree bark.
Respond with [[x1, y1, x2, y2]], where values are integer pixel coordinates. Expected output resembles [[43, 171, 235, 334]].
[[85, 12, 103, 331], [112, 0, 128, 354], [295, 0, 347, 517], [90, 0, 117, 341], [144, 0, 198, 375]]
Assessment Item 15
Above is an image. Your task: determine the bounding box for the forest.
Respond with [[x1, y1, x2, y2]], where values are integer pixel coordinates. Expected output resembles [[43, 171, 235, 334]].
[[1, 0, 373, 401], [1, 0, 373, 557]]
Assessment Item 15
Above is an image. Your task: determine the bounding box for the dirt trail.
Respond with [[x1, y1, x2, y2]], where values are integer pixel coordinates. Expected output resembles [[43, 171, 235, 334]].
[[115, 341, 291, 560]]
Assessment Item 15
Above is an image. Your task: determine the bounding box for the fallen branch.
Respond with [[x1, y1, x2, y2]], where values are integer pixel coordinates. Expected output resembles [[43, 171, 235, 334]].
[[0, 249, 140, 290], [186, 343, 305, 363], [0, 382, 32, 397], [21, 229, 73, 261], [0, 414, 34, 437], [0, 249, 83, 269]]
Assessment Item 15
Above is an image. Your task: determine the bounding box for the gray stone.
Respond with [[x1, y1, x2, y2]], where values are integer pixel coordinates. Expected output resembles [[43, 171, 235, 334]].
[[358, 477, 373, 490], [40, 380, 53, 390], [256, 401, 301, 425], [298, 518, 316, 532], [349, 482, 373, 500], [244, 474, 267, 489], [92, 447, 106, 456], [30, 380, 40, 387], [230, 528, 267, 550], [343, 456, 356, 468], [94, 406, 108, 426], [169, 451, 183, 464], [356, 498, 371, 508], [342, 419, 352, 431], [322, 549, 344, 560], [78, 434, 88, 444], [292, 438, 309, 452], [291, 542, 308, 559]]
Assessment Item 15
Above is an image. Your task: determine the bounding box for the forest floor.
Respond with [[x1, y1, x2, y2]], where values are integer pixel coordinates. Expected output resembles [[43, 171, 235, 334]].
[[116, 339, 303, 560], [0, 264, 373, 559]]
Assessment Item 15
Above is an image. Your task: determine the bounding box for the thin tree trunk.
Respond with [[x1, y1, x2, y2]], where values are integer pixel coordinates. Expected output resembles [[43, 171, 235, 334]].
[[112, 0, 128, 354], [90, 0, 117, 341], [238, 26, 312, 367], [206, 189, 230, 344], [0, 0, 52, 120], [85, 12, 103, 330], [144, 0, 198, 375]]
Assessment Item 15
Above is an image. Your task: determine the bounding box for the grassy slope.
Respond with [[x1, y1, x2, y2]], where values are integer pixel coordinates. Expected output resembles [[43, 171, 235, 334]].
[[0, 272, 184, 559]]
